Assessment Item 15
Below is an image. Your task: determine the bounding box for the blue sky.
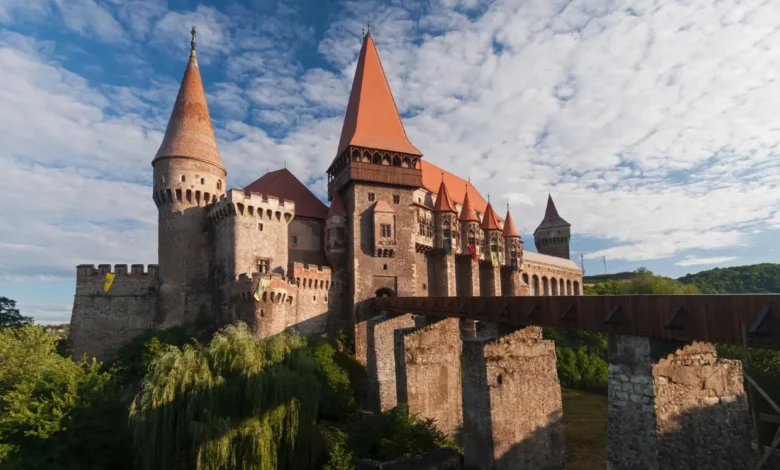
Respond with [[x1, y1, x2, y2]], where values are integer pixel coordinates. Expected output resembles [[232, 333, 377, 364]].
[[4, 0, 780, 324]]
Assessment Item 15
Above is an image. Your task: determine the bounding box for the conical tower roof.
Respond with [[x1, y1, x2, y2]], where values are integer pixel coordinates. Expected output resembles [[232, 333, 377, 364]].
[[333, 30, 422, 161], [503, 209, 520, 237], [459, 187, 479, 222], [329, 191, 347, 217], [534, 194, 570, 234], [433, 178, 457, 212], [481, 202, 501, 231], [153, 29, 224, 170]]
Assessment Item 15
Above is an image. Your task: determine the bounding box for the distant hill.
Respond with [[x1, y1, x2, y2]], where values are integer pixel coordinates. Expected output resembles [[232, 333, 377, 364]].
[[677, 263, 780, 293], [583, 272, 638, 285]]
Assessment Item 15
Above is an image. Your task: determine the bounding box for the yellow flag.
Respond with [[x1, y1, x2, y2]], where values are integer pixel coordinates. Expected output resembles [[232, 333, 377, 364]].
[[254, 278, 271, 302], [491, 252, 499, 268], [104, 273, 116, 293]]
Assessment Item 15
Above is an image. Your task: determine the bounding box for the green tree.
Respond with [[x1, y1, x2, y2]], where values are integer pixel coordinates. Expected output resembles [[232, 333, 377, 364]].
[[678, 263, 780, 293], [0, 325, 131, 469], [0, 297, 31, 328]]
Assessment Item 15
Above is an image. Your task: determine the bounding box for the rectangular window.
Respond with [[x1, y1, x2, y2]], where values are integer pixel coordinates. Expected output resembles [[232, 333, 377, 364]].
[[258, 259, 269, 274], [258, 223, 263, 231], [291, 236, 298, 247], [393, 195, 400, 204], [380, 224, 392, 238], [368, 192, 375, 202]]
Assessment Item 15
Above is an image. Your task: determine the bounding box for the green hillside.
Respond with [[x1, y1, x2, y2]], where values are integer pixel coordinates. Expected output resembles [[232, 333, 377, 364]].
[[677, 263, 780, 293]]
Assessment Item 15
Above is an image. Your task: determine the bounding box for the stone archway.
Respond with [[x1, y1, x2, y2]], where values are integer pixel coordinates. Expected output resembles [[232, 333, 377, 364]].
[[375, 288, 396, 298]]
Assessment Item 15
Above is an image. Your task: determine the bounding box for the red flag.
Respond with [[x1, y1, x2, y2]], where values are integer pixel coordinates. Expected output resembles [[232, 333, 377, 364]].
[[468, 244, 477, 260]]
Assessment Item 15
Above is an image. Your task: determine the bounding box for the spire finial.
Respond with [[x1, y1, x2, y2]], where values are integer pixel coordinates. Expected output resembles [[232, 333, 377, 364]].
[[441, 171, 444, 183], [367, 22, 371, 34], [488, 193, 490, 203], [362, 27, 365, 39], [190, 26, 197, 55]]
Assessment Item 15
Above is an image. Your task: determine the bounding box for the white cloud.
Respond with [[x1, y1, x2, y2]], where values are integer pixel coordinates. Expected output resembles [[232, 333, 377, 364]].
[[675, 256, 740, 267]]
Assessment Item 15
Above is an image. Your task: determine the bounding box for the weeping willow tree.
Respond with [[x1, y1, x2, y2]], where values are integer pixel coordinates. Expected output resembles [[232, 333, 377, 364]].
[[129, 323, 324, 470]]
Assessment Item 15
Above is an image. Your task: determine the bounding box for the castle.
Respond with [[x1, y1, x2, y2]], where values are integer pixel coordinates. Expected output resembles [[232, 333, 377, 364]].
[[67, 29, 582, 361]]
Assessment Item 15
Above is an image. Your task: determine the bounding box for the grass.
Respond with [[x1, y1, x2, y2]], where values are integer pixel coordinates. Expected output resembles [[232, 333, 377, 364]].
[[562, 388, 607, 470]]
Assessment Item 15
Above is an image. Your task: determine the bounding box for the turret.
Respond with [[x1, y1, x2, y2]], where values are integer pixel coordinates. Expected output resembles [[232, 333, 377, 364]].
[[433, 177, 458, 254], [502, 206, 523, 271], [481, 200, 503, 267], [459, 187, 481, 259], [151, 28, 226, 326], [533, 194, 571, 260]]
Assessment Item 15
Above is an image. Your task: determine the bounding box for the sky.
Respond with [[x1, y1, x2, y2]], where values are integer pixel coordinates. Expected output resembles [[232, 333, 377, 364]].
[[3, 0, 780, 324]]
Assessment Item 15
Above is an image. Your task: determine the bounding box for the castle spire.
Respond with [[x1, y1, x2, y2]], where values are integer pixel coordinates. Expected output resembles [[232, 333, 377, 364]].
[[535, 193, 570, 234], [481, 201, 501, 231], [153, 28, 224, 170], [433, 177, 457, 212], [459, 186, 479, 222], [503, 208, 520, 238], [333, 29, 422, 160]]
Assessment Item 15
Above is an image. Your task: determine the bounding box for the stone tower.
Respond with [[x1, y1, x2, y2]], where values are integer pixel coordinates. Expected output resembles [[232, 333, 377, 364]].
[[501, 207, 526, 296], [325, 29, 424, 325], [433, 178, 458, 296], [534, 194, 571, 260], [480, 201, 503, 296], [151, 29, 226, 326]]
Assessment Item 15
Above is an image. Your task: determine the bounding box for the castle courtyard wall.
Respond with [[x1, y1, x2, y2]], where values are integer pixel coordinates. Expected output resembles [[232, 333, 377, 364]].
[[289, 217, 327, 266]]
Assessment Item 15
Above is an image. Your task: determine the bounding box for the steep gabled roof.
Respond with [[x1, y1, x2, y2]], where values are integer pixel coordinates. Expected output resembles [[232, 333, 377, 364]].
[[420, 160, 488, 214], [244, 169, 328, 220], [153, 41, 224, 170], [433, 179, 457, 212], [481, 202, 501, 231], [328, 191, 347, 217], [534, 194, 570, 234], [334, 31, 422, 160], [459, 189, 479, 222], [373, 200, 396, 213], [503, 209, 520, 237]]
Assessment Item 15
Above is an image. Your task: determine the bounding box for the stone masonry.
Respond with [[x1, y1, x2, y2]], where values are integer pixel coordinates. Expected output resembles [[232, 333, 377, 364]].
[[607, 335, 755, 470], [462, 327, 565, 470]]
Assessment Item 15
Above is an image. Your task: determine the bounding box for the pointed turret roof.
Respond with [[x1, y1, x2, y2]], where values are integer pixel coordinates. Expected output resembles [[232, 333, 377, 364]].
[[433, 178, 457, 212], [534, 194, 570, 234], [153, 29, 224, 170], [459, 188, 479, 222], [329, 191, 347, 217], [481, 202, 501, 231], [503, 209, 520, 237], [334, 31, 422, 160]]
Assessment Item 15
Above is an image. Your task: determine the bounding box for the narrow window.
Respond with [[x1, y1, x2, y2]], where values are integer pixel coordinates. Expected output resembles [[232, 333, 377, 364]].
[[380, 224, 392, 238], [291, 236, 298, 247], [368, 192, 375, 202], [217, 180, 222, 190], [180, 175, 186, 182], [200, 177, 205, 184], [258, 223, 263, 231], [161, 175, 166, 184], [393, 195, 400, 204], [258, 259, 269, 274]]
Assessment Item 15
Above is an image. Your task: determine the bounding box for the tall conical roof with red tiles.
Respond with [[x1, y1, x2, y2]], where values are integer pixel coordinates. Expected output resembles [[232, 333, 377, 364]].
[[481, 201, 501, 231], [153, 29, 224, 170], [534, 194, 570, 234], [503, 208, 520, 237], [459, 187, 479, 222], [433, 178, 457, 212], [334, 29, 422, 161]]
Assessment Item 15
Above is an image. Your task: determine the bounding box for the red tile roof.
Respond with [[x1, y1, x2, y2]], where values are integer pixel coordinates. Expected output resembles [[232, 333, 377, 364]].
[[433, 179, 457, 212], [153, 48, 224, 170], [481, 202, 501, 231], [328, 191, 347, 217], [334, 31, 422, 160], [244, 169, 328, 220], [458, 189, 479, 222], [503, 210, 520, 237]]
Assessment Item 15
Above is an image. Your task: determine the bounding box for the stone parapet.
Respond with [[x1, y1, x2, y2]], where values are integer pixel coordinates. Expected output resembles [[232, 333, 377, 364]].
[[207, 188, 295, 224]]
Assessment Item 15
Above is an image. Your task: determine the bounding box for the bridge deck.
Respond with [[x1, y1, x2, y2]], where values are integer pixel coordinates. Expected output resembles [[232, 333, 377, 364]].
[[372, 295, 780, 349]]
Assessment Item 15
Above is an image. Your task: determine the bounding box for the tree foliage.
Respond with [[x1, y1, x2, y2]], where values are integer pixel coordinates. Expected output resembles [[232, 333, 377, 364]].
[[0, 297, 32, 328], [0, 325, 131, 469], [678, 263, 780, 293]]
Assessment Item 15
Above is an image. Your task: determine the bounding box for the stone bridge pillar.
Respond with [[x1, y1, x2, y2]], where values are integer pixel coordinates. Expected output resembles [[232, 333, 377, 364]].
[[457, 256, 482, 338], [480, 262, 502, 297], [394, 317, 463, 438], [607, 335, 754, 470], [363, 312, 417, 411], [435, 253, 457, 297], [462, 326, 565, 470]]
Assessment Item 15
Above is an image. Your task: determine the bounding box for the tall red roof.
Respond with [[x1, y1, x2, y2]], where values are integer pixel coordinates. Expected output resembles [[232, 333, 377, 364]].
[[503, 209, 520, 237], [420, 160, 488, 213], [153, 42, 224, 170], [459, 189, 479, 222], [334, 31, 422, 159], [481, 202, 501, 231], [433, 179, 457, 212], [244, 169, 328, 220], [534, 194, 570, 234], [328, 191, 347, 217]]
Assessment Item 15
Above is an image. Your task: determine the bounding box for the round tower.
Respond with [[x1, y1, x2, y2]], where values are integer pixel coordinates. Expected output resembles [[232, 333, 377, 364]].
[[533, 194, 571, 260], [459, 187, 481, 258], [151, 27, 226, 326]]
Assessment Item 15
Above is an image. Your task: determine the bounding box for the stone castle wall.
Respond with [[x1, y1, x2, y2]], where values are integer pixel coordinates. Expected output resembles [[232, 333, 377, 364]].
[[68, 264, 158, 361], [289, 217, 327, 266]]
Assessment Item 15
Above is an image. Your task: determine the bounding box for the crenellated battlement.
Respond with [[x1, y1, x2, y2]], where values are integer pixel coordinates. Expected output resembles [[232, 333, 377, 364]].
[[231, 272, 296, 305], [290, 262, 336, 291], [76, 264, 158, 282], [74, 263, 158, 297], [208, 189, 296, 225], [153, 187, 219, 208]]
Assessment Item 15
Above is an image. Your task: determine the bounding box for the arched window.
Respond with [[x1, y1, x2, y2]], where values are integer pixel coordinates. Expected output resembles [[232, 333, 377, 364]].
[[551, 278, 558, 296], [542, 276, 549, 296], [560, 278, 565, 296], [217, 180, 222, 190], [566, 279, 572, 295], [574, 281, 581, 295], [533, 275, 540, 296], [180, 175, 186, 182], [468, 230, 475, 247]]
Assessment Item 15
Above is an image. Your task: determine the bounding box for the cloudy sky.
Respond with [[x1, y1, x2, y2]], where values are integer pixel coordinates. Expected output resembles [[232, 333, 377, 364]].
[[3, 0, 780, 324]]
